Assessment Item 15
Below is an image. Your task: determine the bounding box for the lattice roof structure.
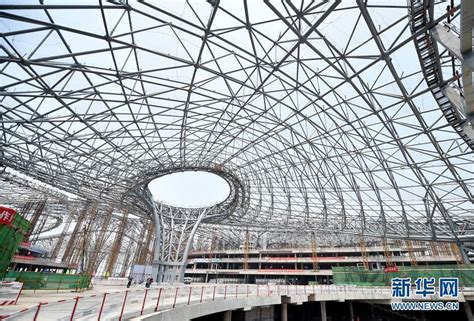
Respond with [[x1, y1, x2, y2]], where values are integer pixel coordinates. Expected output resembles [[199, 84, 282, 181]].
[[1, 0, 473, 244]]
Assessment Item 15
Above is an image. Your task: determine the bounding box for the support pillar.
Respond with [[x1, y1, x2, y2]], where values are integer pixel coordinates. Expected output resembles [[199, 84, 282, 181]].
[[223, 310, 232, 321], [320, 301, 327, 321], [348, 301, 354, 321], [178, 209, 208, 282], [151, 203, 162, 282], [281, 303, 288, 321], [151, 204, 208, 283]]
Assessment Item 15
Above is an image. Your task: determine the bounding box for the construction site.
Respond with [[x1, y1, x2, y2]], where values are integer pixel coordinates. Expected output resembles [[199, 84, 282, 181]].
[[0, 0, 473, 320]]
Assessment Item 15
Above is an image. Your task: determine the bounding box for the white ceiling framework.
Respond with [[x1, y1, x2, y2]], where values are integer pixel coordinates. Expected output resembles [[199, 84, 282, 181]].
[[0, 0, 473, 243]]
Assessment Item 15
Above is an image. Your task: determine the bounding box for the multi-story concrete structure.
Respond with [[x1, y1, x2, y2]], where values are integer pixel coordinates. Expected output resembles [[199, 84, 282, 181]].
[[186, 244, 459, 285]]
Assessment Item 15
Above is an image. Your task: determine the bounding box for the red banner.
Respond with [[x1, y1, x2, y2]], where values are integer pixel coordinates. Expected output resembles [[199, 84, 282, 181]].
[[384, 266, 398, 273], [0, 206, 16, 226], [14, 255, 35, 261]]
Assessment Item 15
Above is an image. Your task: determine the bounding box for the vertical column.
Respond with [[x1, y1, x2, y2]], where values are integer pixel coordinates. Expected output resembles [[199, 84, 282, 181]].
[[348, 301, 354, 321], [281, 303, 288, 321], [320, 301, 327, 321], [223, 310, 232, 321]]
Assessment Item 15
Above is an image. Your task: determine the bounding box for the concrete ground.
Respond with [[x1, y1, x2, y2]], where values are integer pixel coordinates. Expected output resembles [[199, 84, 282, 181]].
[[0, 284, 390, 320], [0, 284, 136, 318], [3, 284, 470, 321], [1, 283, 235, 320]]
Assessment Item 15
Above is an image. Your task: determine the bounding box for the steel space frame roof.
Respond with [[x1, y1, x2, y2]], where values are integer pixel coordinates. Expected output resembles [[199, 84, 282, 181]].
[[0, 0, 473, 243]]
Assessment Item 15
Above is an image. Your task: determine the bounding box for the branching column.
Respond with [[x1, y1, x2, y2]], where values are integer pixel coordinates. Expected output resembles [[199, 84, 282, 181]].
[[151, 204, 208, 283]]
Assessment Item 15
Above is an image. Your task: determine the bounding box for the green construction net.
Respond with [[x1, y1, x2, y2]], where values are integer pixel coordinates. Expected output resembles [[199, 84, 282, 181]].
[[332, 265, 474, 287], [0, 214, 30, 279], [5, 271, 92, 291]]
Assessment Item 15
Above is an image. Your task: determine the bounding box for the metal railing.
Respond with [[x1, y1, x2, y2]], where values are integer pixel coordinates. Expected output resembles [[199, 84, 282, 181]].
[[5, 284, 390, 321]]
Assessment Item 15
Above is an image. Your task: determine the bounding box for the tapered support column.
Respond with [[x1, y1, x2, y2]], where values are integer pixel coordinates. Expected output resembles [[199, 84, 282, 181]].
[[152, 206, 208, 283]]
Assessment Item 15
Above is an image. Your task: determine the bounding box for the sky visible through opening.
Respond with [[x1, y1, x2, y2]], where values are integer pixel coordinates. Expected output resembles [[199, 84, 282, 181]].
[[148, 172, 231, 208]]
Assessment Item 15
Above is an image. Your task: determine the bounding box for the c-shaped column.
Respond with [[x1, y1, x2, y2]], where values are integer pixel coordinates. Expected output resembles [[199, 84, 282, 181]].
[[178, 208, 207, 282], [151, 203, 162, 282]]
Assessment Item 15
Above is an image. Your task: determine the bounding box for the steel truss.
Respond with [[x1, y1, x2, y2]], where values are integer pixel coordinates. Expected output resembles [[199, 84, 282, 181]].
[[0, 0, 473, 264]]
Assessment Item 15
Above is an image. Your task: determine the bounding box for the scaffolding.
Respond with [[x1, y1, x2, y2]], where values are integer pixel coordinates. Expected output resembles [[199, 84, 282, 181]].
[[405, 240, 418, 266], [382, 238, 393, 268], [25, 200, 47, 241], [359, 235, 369, 270], [430, 241, 440, 258], [311, 232, 319, 271], [451, 242, 464, 265], [51, 209, 74, 261], [104, 210, 128, 277], [62, 203, 90, 263], [134, 221, 153, 265], [86, 206, 114, 274], [243, 230, 250, 270], [72, 203, 99, 269], [207, 234, 220, 272]]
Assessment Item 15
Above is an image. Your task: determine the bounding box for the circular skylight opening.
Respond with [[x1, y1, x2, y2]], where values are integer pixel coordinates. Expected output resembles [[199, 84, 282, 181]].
[[148, 171, 231, 208]]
